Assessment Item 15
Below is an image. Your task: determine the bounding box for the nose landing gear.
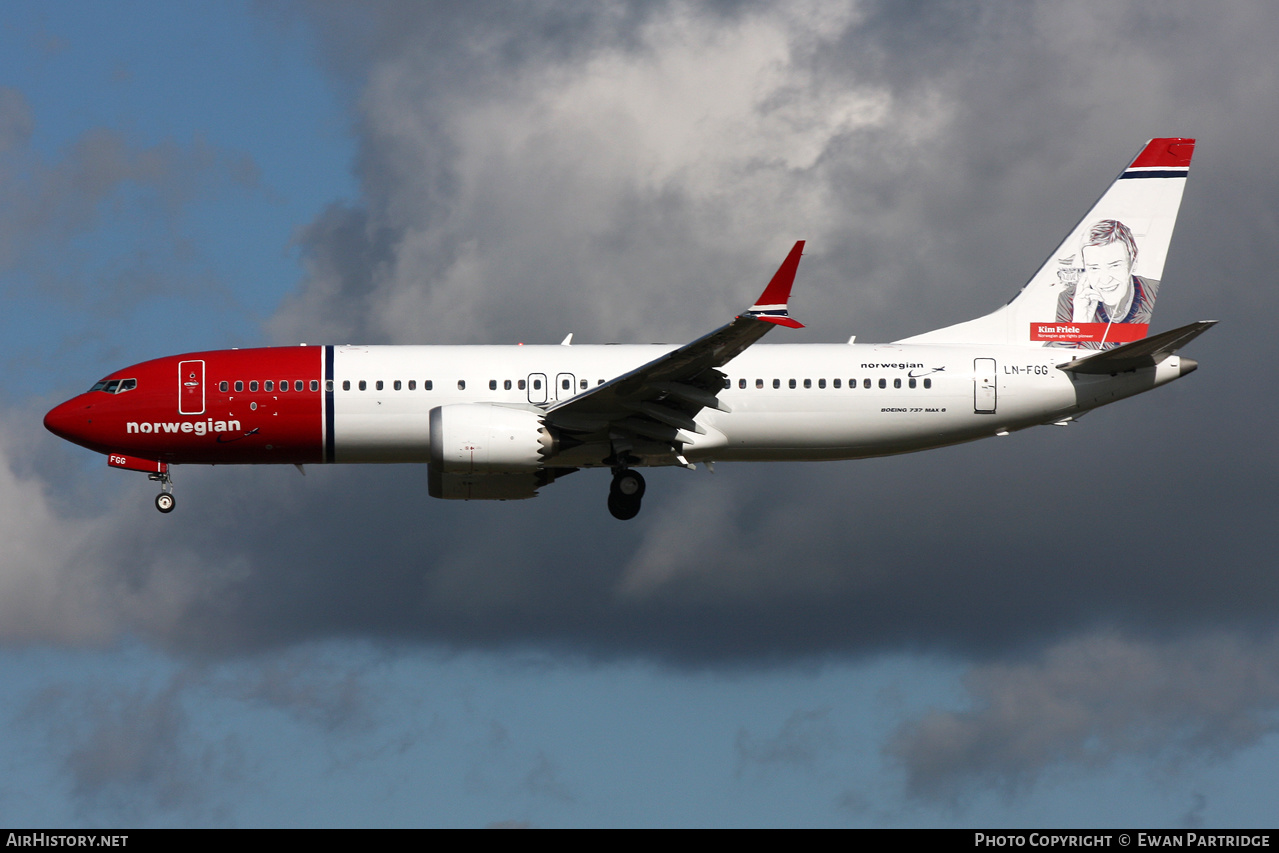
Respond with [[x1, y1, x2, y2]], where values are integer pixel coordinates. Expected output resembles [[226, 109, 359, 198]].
[[149, 469, 175, 513], [608, 469, 645, 520]]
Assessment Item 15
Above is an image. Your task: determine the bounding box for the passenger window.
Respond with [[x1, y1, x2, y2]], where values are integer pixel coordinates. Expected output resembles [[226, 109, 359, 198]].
[[235, 381, 244, 392], [504, 380, 512, 390], [878, 378, 886, 389], [359, 380, 367, 391], [561, 379, 570, 390], [833, 379, 841, 389], [518, 379, 526, 390], [724, 378, 731, 389], [265, 381, 274, 392], [342, 380, 350, 391], [533, 379, 542, 390], [924, 378, 932, 389], [250, 381, 259, 392], [425, 380, 433, 390], [220, 381, 229, 392], [803, 379, 811, 389], [773, 379, 780, 389], [376, 380, 383, 391], [739, 379, 746, 389], [280, 380, 289, 392], [489, 380, 497, 391], [894, 378, 902, 389], [326, 380, 333, 391], [581, 379, 588, 390], [909, 378, 917, 389], [863, 378, 871, 389], [458, 380, 466, 390], [598, 379, 604, 385], [392, 380, 400, 390], [818, 379, 826, 389], [756, 379, 763, 389], [789, 379, 796, 389], [408, 380, 417, 390]]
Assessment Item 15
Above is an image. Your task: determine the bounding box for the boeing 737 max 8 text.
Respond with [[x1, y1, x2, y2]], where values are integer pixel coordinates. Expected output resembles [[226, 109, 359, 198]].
[[44, 138, 1213, 519]]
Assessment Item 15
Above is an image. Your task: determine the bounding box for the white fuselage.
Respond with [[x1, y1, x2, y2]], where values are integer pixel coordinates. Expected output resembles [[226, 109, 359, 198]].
[[329, 342, 1184, 466]]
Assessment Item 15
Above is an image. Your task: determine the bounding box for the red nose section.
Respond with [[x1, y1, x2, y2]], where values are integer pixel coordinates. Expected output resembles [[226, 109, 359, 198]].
[[44, 396, 98, 449]]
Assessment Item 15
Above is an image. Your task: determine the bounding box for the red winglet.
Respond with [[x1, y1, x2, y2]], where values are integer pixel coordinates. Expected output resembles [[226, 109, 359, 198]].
[[1130, 138, 1195, 169], [755, 240, 805, 307], [745, 240, 805, 328]]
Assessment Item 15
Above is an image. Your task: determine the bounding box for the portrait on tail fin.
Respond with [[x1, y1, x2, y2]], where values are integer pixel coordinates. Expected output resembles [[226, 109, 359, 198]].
[[1049, 219, 1157, 350]]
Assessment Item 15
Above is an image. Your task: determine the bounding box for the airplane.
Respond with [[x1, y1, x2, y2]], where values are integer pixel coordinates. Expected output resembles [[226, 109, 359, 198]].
[[44, 138, 1213, 520]]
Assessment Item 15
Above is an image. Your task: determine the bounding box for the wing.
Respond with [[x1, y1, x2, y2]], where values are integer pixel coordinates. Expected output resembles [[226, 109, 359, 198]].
[[544, 241, 805, 460]]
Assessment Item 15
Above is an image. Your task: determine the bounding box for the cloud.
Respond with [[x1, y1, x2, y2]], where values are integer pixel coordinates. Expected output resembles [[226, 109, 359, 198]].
[[24, 673, 243, 822], [0, 88, 33, 155], [0, 93, 261, 312], [273, 0, 922, 348], [889, 631, 1279, 804], [736, 708, 838, 777]]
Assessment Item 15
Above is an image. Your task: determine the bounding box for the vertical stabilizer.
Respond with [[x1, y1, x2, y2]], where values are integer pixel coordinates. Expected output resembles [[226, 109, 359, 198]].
[[899, 138, 1195, 349]]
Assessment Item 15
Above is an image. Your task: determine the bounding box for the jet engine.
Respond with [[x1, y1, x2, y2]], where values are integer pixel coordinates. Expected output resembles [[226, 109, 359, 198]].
[[428, 403, 555, 476]]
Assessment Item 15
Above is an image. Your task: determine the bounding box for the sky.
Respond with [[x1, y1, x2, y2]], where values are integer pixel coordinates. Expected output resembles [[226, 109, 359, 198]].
[[2, 0, 1278, 827]]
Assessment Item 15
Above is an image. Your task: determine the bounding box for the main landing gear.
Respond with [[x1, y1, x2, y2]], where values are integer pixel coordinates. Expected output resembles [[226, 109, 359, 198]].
[[149, 469, 175, 513], [608, 469, 646, 520]]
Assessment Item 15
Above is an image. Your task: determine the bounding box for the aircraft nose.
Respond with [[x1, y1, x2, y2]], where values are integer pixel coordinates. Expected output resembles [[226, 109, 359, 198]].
[[44, 397, 93, 443]]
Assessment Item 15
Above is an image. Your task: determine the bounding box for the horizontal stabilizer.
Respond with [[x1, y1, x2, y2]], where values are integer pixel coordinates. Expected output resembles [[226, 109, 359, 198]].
[[1056, 320, 1217, 374]]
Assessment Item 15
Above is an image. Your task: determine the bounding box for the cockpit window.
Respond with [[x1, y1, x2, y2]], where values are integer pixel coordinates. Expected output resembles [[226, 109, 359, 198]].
[[89, 378, 137, 394]]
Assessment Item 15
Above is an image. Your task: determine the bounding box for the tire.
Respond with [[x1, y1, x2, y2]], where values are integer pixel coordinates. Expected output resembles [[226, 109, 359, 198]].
[[155, 493, 175, 513], [607, 492, 641, 520]]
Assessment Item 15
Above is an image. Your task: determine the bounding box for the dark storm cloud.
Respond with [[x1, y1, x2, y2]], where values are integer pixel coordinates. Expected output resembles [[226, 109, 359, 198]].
[[21, 0, 1279, 800]]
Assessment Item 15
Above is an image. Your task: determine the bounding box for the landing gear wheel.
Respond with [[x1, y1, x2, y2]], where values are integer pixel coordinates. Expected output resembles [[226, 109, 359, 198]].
[[149, 468, 175, 514], [611, 469, 646, 500], [608, 469, 645, 520], [608, 492, 641, 521]]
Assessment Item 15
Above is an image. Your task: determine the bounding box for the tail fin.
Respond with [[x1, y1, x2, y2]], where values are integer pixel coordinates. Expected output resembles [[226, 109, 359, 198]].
[[900, 138, 1195, 349]]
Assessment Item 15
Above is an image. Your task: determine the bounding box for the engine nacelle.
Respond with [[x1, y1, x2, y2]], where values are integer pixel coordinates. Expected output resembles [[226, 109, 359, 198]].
[[428, 404, 553, 476], [429, 471, 553, 501]]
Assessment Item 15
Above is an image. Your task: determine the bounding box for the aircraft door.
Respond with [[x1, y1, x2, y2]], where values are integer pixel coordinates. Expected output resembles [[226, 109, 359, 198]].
[[527, 373, 547, 404], [178, 359, 205, 415], [974, 358, 996, 414], [555, 373, 576, 401]]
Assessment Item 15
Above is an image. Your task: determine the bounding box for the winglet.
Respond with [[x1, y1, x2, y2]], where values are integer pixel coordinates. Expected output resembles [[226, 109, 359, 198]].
[[743, 240, 805, 328]]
